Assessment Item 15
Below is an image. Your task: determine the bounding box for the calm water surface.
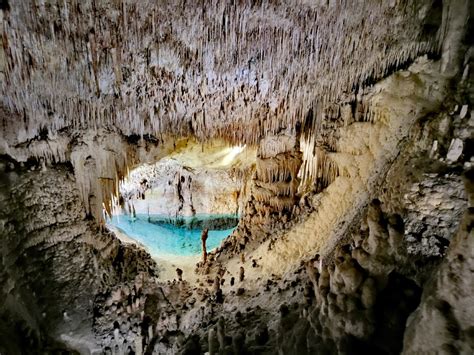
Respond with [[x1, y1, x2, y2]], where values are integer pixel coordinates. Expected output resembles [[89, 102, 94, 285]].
[[108, 214, 237, 257]]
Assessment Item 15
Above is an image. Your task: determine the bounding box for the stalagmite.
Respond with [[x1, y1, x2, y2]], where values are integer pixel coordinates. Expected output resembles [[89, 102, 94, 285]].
[[213, 276, 223, 303], [201, 228, 209, 264], [176, 268, 183, 282], [365, 199, 387, 255], [361, 278, 377, 309], [217, 317, 225, 353], [232, 330, 245, 355], [387, 214, 404, 257], [305, 260, 319, 298], [208, 327, 219, 355]]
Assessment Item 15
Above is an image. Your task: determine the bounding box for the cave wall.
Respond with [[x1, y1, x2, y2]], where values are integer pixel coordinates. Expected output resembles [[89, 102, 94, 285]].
[[178, 98, 472, 355], [403, 176, 473, 353], [120, 157, 251, 218], [0, 158, 158, 353], [133, 165, 241, 217], [214, 55, 457, 277]]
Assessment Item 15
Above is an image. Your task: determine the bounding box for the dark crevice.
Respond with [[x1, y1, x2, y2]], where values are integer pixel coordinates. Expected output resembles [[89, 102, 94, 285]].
[[0, 0, 9, 12], [421, 0, 443, 38]]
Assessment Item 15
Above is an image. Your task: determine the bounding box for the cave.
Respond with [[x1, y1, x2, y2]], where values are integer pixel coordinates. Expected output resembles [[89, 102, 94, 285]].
[[0, 1, 473, 354], [107, 140, 252, 275]]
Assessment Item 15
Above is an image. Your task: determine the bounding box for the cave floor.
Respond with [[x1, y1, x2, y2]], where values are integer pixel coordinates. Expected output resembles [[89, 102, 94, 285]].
[[108, 225, 200, 282]]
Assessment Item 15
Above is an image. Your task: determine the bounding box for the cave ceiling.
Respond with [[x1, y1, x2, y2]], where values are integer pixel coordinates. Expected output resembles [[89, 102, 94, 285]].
[[0, 0, 443, 146]]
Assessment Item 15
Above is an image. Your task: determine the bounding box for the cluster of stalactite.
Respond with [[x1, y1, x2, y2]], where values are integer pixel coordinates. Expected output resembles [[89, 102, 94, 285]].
[[1, 0, 444, 144], [0, 0, 448, 220], [298, 94, 383, 192], [252, 132, 302, 215], [212, 132, 304, 257]]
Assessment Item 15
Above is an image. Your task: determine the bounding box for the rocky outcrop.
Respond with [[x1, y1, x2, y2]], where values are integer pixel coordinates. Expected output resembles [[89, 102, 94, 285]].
[[119, 157, 247, 218], [0, 157, 158, 354], [402, 176, 474, 354]]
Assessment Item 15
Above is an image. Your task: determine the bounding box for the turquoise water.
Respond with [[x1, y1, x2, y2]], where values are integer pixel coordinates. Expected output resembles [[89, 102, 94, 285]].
[[107, 214, 237, 257]]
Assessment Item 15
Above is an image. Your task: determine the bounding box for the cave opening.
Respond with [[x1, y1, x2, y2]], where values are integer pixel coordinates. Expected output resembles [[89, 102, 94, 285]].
[[106, 140, 256, 264]]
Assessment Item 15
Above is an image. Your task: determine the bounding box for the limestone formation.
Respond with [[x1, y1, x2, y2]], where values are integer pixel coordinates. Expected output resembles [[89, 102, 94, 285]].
[[201, 228, 209, 264], [217, 317, 226, 353], [0, 0, 472, 354], [403, 169, 474, 354], [176, 268, 183, 282], [208, 327, 219, 355], [213, 276, 223, 304]]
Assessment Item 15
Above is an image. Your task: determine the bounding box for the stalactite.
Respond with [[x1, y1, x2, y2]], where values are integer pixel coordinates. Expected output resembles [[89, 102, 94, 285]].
[[1, 0, 442, 146], [0, 0, 445, 221]]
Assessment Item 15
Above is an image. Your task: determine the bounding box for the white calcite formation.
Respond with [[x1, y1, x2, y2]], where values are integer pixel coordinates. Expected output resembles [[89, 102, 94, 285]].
[[0, 0, 445, 145], [117, 140, 256, 218]]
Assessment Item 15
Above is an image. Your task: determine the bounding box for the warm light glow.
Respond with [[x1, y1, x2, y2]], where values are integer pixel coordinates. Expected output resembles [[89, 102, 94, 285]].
[[220, 145, 246, 166]]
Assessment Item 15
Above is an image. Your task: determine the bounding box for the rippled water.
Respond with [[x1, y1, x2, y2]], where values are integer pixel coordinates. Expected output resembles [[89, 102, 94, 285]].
[[107, 214, 237, 257]]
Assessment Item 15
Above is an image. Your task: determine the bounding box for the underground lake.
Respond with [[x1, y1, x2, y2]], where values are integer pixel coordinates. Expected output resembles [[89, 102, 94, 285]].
[[107, 214, 238, 257]]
